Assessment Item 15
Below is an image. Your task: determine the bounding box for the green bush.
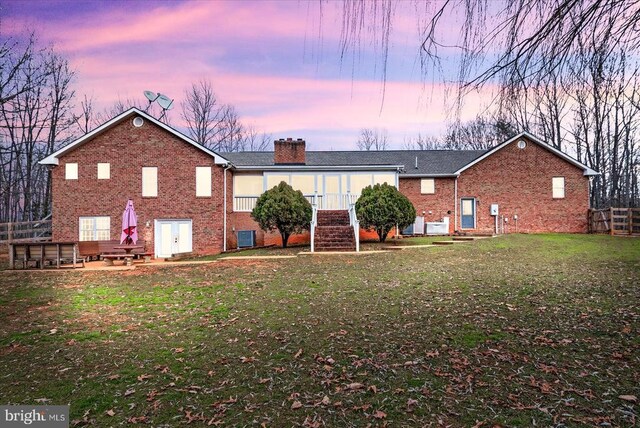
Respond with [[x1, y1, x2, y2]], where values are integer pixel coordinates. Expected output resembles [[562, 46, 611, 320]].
[[251, 181, 312, 248], [355, 183, 416, 242]]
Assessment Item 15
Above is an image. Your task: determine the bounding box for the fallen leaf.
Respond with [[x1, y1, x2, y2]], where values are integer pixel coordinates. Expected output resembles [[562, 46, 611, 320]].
[[108, 374, 120, 380], [294, 348, 303, 359], [124, 388, 135, 397], [321, 395, 330, 405], [137, 374, 152, 381], [373, 410, 387, 419], [368, 385, 378, 394], [174, 347, 184, 353], [347, 382, 364, 390], [291, 401, 303, 410], [105, 409, 115, 417], [619, 395, 637, 402]]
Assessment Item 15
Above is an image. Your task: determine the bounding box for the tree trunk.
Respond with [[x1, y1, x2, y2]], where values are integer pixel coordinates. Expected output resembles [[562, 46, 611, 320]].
[[281, 232, 290, 248]]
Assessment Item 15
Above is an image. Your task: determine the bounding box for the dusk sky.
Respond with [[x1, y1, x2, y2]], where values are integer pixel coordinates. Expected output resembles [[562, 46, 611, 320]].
[[3, 0, 490, 150]]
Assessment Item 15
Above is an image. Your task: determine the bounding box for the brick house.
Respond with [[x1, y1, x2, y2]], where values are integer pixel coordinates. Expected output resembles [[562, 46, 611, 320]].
[[40, 108, 598, 256]]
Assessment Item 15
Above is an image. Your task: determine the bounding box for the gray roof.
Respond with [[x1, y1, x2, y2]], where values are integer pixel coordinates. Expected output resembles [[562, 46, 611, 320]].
[[221, 150, 488, 176]]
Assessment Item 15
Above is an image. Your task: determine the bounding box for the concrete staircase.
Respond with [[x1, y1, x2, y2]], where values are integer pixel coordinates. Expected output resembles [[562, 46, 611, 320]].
[[314, 210, 356, 251]]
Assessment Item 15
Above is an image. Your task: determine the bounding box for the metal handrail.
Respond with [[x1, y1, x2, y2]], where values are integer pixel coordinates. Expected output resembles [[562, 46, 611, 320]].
[[348, 202, 360, 252], [310, 194, 318, 252]]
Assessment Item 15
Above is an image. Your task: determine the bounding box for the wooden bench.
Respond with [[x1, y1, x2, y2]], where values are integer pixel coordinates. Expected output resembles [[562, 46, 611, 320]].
[[101, 254, 133, 266], [9, 242, 84, 269]]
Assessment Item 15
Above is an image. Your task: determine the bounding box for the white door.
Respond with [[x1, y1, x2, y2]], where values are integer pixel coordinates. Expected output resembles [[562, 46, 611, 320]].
[[323, 175, 342, 209], [154, 220, 192, 258]]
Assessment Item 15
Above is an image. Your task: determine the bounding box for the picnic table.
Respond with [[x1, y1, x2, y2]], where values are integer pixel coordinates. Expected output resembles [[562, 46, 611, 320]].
[[106, 245, 144, 266]]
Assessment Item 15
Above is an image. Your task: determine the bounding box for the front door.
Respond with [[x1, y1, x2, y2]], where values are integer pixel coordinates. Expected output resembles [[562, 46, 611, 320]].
[[460, 198, 476, 229], [155, 220, 192, 258]]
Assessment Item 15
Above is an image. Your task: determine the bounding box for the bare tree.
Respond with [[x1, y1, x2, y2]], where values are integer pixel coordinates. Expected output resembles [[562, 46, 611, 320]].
[[402, 134, 442, 150], [0, 38, 76, 222], [242, 124, 272, 151], [443, 114, 516, 150], [357, 128, 389, 150], [181, 79, 272, 152], [336, 1, 640, 207]]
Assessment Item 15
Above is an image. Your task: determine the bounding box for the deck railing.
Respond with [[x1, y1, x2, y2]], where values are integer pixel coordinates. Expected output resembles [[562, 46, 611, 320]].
[[233, 193, 357, 212], [0, 216, 52, 245], [348, 202, 360, 252], [310, 196, 318, 253]]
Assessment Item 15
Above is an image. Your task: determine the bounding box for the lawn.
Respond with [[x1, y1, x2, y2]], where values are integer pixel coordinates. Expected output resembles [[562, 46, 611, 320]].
[[0, 234, 638, 427]]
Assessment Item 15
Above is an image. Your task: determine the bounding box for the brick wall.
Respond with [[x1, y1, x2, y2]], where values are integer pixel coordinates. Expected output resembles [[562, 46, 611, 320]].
[[456, 137, 590, 233], [274, 138, 306, 164], [51, 115, 225, 255], [400, 177, 456, 234]]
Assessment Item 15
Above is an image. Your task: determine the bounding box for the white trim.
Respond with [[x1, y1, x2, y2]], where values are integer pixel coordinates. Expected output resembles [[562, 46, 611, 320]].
[[233, 165, 403, 172], [39, 107, 229, 166], [453, 131, 599, 176], [401, 173, 459, 178]]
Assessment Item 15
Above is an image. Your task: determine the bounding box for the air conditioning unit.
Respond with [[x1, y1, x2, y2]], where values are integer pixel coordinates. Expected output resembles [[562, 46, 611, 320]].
[[237, 230, 256, 248]]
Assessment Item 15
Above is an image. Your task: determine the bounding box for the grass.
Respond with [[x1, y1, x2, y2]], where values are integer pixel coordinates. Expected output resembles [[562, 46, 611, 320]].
[[0, 234, 638, 426]]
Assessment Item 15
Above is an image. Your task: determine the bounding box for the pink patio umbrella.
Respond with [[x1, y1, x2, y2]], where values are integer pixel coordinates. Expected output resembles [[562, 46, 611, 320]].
[[120, 199, 139, 245]]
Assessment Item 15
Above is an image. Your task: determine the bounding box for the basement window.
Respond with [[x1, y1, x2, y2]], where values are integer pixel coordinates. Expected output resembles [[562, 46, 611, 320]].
[[420, 178, 435, 194], [552, 177, 565, 199]]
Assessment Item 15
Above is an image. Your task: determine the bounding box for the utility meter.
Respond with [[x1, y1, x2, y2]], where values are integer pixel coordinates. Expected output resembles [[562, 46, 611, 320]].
[[490, 204, 499, 216]]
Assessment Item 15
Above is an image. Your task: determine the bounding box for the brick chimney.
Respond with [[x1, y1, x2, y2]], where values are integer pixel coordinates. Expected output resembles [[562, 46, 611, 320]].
[[274, 138, 306, 164]]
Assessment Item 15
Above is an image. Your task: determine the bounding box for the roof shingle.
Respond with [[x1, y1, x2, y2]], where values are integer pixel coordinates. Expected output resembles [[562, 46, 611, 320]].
[[221, 150, 487, 176]]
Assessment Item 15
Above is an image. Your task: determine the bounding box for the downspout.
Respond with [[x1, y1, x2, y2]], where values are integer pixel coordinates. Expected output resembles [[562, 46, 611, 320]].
[[223, 163, 232, 252], [454, 177, 458, 233]]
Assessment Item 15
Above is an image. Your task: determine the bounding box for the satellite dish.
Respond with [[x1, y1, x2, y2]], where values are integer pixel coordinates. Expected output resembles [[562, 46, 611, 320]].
[[143, 90, 159, 102], [157, 94, 174, 110]]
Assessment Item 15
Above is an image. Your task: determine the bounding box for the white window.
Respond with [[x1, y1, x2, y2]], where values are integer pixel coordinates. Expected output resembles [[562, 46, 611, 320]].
[[552, 177, 565, 198], [65, 163, 78, 180], [421, 178, 435, 194], [291, 175, 315, 194], [97, 163, 110, 180], [142, 167, 158, 197], [79, 216, 110, 241], [234, 174, 263, 196], [373, 174, 396, 186], [195, 166, 212, 197], [350, 174, 373, 194], [266, 174, 289, 189]]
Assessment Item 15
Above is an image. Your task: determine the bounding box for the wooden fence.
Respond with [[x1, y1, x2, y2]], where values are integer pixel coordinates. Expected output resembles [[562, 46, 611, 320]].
[[0, 217, 52, 245], [588, 207, 640, 236]]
